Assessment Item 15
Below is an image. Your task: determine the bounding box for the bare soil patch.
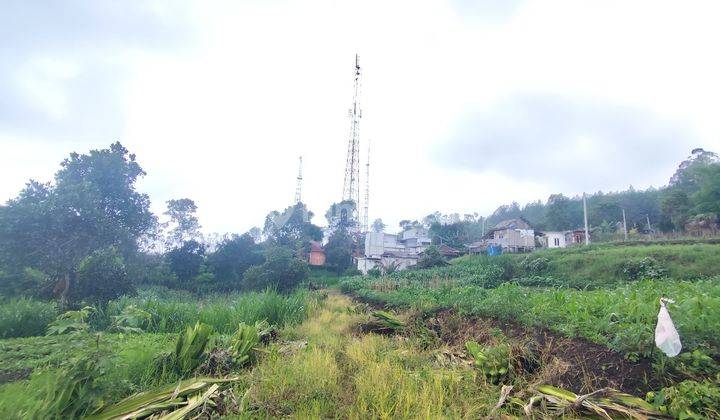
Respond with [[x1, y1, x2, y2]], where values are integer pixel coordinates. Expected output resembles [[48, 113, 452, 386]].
[[425, 309, 660, 395]]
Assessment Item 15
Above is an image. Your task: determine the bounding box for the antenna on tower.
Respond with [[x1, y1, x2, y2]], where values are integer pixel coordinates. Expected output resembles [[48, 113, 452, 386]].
[[294, 156, 303, 204], [341, 54, 362, 231], [362, 140, 370, 232]]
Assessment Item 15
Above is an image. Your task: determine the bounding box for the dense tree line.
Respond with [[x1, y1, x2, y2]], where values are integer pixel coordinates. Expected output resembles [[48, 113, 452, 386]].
[[0, 143, 314, 307], [2, 143, 718, 306], [416, 149, 720, 247]]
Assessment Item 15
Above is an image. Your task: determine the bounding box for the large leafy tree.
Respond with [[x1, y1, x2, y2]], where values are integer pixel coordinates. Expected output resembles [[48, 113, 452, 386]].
[[264, 203, 322, 253], [544, 194, 582, 231], [371, 218, 386, 233], [0, 142, 154, 305], [70, 247, 133, 304], [689, 164, 720, 215], [324, 229, 354, 273], [164, 198, 202, 248], [206, 233, 264, 290], [166, 240, 206, 284], [660, 149, 720, 230], [429, 222, 468, 249]]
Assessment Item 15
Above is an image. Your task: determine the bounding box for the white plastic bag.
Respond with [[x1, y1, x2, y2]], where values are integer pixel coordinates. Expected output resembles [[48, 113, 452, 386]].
[[655, 298, 682, 357]]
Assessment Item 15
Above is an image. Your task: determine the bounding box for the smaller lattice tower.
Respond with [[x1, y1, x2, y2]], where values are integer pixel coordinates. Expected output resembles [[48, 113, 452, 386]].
[[294, 156, 303, 204], [362, 140, 370, 232]]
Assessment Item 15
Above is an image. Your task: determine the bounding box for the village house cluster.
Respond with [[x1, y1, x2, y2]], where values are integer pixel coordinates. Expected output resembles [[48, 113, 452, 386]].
[[307, 218, 591, 274]]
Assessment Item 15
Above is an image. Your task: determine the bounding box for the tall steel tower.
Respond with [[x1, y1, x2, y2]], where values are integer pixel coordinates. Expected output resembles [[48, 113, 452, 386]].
[[294, 156, 303, 204], [342, 54, 362, 217], [361, 140, 370, 232]]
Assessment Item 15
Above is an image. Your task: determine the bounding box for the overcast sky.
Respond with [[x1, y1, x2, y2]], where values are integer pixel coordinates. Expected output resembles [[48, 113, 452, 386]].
[[2, 0, 719, 234]]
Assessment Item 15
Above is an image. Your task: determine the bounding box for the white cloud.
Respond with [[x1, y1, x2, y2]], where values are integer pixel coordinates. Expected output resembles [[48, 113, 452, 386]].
[[2, 0, 720, 234]]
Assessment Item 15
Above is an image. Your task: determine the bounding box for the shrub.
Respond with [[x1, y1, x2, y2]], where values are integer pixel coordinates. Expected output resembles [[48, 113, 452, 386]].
[[465, 341, 511, 383], [417, 245, 446, 269], [520, 256, 550, 275], [0, 298, 58, 338], [174, 321, 214, 375], [343, 267, 362, 277], [46, 306, 95, 335], [367, 267, 382, 278], [0, 268, 48, 297], [621, 257, 667, 280], [242, 247, 309, 292], [28, 355, 110, 419], [648, 378, 720, 418], [71, 247, 134, 305]]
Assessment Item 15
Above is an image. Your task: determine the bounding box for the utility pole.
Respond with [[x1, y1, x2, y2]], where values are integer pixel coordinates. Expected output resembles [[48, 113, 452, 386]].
[[583, 193, 590, 245], [622, 208, 628, 241], [294, 156, 303, 204]]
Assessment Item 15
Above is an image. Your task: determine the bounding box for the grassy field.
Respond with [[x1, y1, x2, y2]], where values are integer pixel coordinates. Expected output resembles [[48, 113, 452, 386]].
[[0, 286, 315, 339], [0, 288, 323, 418], [1, 243, 719, 418], [339, 243, 720, 418], [521, 242, 720, 285]]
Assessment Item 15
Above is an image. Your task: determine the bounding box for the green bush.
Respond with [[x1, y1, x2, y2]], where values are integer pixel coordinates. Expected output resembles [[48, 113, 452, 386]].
[[0, 298, 58, 338], [0, 268, 47, 298], [621, 257, 668, 280], [648, 378, 720, 418], [242, 247, 309, 292], [70, 247, 134, 305], [520, 256, 550, 275], [417, 245, 446, 269]]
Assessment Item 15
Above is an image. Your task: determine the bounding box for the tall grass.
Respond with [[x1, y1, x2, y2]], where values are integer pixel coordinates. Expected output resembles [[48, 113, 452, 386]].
[[104, 288, 317, 334], [0, 298, 57, 338]]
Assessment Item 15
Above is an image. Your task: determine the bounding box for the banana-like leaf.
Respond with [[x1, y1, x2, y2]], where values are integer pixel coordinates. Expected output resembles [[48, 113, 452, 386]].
[[175, 322, 214, 374], [465, 341, 482, 360], [529, 385, 667, 420], [158, 383, 219, 420], [88, 377, 237, 420], [371, 310, 405, 330], [229, 322, 261, 366]]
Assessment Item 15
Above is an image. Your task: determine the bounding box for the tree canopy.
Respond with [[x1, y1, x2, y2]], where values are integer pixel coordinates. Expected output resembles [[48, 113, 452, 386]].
[[0, 142, 154, 305]]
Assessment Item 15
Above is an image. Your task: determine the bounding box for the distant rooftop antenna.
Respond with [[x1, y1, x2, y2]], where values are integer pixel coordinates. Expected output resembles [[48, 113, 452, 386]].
[[342, 54, 362, 229], [295, 156, 303, 204]]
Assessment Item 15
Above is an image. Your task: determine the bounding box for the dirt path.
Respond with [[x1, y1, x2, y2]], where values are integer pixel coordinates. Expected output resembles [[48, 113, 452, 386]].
[[237, 291, 663, 418], [240, 292, 498, 418]]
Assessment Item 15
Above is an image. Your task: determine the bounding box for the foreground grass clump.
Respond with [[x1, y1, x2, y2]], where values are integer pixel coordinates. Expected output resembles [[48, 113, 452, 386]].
[[343, 277, 720, 360], [0, 298, 57, 338]]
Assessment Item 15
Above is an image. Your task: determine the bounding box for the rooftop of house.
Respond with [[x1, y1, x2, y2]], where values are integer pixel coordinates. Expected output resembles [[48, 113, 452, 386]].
[[309, 241, 324, 253]]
